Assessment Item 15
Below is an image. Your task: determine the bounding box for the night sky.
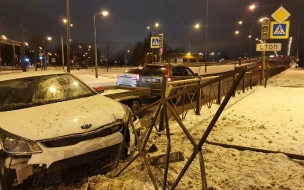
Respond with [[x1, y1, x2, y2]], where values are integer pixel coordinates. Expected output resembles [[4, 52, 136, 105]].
[[0, 0, 303, 58]]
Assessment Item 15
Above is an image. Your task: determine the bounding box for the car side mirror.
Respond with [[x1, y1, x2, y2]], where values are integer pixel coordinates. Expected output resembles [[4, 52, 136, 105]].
[[92, 85, 104, 93], [194, 73, 199, 77]]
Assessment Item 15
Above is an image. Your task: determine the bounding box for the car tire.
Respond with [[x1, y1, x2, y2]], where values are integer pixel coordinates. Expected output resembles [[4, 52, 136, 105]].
[[130, 100, 141, 113]]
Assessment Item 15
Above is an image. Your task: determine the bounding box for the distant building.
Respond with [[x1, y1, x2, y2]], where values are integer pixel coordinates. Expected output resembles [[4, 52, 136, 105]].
[[165, 53, 204, 63]]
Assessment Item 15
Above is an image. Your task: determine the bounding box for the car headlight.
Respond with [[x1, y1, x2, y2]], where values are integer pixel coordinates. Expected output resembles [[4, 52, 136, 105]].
[[1, 135, 43, 156], [121, 104, 132, 124]]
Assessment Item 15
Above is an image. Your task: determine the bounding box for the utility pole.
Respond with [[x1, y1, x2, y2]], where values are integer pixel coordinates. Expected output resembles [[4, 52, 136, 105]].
[[204, 0, 208, 73], [20, 1, 26, 72], [66, 0, 71, 72], [0, 43, 2, 72], [297, 24, 299, 59], [61, 36, 65, 70]]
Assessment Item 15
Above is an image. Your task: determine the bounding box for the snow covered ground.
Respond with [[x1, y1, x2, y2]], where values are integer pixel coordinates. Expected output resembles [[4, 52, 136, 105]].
[[2, 63, 304, 189], [57, 62, 304, 189]]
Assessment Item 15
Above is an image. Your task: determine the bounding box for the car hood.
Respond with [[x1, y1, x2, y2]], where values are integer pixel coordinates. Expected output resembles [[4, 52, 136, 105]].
[[0, 95, 126, 141]]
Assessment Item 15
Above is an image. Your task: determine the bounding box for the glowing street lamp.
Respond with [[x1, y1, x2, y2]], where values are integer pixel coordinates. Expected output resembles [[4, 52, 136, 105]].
[[94, 10, 109, 78], [188, 23, 200, 53], [234, 30, 239, 69], [147, 22, 160, 63]]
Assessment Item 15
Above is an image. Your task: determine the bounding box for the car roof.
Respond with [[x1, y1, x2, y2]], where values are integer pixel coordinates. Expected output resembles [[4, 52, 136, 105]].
[[123, 68, 142, 73], [145, 63, 187, 67], [0, 70, 67, 82]]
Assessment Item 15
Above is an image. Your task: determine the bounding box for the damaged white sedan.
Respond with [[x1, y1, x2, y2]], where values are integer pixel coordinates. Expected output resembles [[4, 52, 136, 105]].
[[0, 71, 141, 189]]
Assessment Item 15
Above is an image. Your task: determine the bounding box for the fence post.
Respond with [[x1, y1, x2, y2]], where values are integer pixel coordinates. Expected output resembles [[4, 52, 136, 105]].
[[159, 76, 168, 131], [242, 74, 245, 93], [250, 72, 252, 89], [217, 76, 221, 104], [195, 77, 202, 115], [232, 75, 236, 97]]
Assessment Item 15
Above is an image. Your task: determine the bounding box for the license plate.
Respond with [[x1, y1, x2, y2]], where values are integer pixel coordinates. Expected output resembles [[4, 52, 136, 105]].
[[145, 78, 160, 83]]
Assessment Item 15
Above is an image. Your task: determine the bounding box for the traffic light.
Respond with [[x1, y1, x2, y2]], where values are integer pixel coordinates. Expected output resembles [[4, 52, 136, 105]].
[[159, 33, 163, 48], [261, 17, 270, 40]]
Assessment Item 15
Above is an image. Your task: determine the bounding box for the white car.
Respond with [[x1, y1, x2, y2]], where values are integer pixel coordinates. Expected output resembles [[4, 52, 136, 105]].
[[0, 71, 141, 189], [116, 68, 141, 87]]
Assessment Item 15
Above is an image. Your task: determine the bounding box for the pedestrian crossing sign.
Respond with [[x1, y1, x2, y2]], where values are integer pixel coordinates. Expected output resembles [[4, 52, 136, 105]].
[[151, 37, 159, 48], [270, 21, 290, 39]]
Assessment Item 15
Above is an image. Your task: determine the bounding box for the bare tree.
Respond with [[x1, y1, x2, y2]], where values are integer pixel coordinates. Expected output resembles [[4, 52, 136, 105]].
[[103, 40, 114, 72]]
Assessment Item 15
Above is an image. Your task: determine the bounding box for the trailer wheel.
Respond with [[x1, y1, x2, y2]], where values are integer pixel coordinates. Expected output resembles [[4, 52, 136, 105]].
[[130, 100, 141, 113]]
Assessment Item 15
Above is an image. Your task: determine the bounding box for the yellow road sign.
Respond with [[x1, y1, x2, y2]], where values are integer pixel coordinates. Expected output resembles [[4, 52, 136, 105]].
[[271, 6, 291, 23]]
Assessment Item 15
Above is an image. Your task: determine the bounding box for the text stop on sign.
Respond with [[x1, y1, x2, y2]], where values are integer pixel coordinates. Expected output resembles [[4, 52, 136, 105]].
[[256, 43, 282, 51]]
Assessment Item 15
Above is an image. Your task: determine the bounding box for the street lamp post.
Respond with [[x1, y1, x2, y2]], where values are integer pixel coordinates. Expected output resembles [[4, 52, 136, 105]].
[[234, 30, 239, 69], [248, 33, 252, 63], [204, 0, 209, 73], [62, 19, 73, 71], [147, 22, 159, 63], [234, 20, 242, 69], [42, 36, 52, 70], [188, 23, 200, 53], [94, 11, 108, 78], [66, 0, 71, 73], [124, 50, 130, 67], [61, 36, 65, 70]]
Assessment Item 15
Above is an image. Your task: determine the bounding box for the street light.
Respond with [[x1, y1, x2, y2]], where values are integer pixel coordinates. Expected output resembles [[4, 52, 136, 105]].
[[248, 34, 252, 63], [44, 36, 52, 70], [94, 10, 108, 78], [204, 0, 209, 74], [188, 23, 200, 53], [147, 22, 159, 63], [234, 20, 242, 69], [62, 18, 73, 71], [234, 30, 239, 69], [249, 5, 255, 10], [124, 50, 130, 66]]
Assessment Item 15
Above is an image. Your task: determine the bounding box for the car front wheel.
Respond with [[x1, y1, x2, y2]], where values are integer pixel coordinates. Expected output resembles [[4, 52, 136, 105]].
[[130, 100, 141, 113]]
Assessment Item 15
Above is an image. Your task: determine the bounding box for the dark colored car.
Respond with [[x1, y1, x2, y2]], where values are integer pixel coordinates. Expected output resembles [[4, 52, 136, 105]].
[[137, 63, 198, 96]]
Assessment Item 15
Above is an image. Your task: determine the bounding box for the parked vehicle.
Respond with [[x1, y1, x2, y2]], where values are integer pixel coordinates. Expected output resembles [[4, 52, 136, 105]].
[[116, 68, 142, 87], [137, 63, 198, 96], [92, 85, 151, 113], [0, 71, 141, 189], [269, 55, 276, 62]]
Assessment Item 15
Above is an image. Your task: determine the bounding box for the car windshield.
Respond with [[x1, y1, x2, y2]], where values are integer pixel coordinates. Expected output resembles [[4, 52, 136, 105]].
[[0, 74, 96, 111], [141, 66, 165, 76]]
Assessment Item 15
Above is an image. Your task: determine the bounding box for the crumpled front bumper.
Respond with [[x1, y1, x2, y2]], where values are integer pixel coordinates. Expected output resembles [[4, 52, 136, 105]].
[[0, 132, 123, 189]]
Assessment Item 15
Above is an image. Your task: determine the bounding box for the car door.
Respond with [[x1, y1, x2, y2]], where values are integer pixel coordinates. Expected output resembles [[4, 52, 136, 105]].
[[172, 66, 195, 81]]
